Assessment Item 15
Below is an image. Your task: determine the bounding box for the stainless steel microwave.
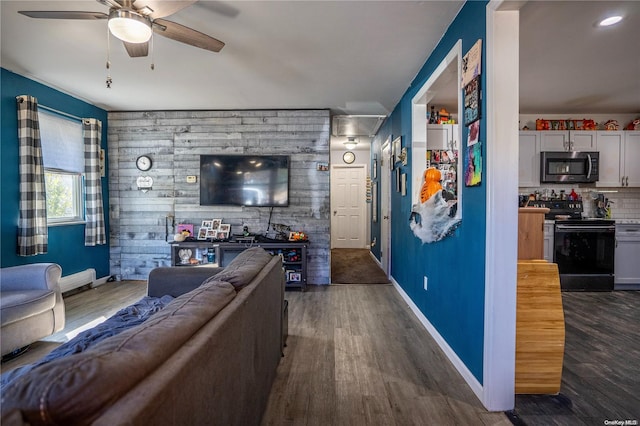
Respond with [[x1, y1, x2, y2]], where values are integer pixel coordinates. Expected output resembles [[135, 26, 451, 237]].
[[540, 151, 599, 183]]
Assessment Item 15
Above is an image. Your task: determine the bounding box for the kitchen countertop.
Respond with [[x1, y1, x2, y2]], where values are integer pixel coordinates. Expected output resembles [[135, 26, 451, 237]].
[[615, 219, 640, 224], [544, 218, 640, 224]]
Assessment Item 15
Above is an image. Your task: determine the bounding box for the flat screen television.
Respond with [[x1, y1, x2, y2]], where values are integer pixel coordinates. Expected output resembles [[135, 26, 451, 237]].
[[200, 155, 290, 206]]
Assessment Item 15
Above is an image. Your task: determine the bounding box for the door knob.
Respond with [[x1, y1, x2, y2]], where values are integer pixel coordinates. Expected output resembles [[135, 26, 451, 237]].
[[333, 210, 337, 216]]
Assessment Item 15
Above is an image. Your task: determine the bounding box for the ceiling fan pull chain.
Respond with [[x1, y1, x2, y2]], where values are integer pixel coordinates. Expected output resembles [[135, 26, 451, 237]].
[[150, 32, 155, 71], [106, 24, 112, 88]]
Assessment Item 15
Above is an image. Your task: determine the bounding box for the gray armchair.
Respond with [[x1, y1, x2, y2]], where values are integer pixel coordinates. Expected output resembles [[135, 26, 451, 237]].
[[1, 263, 65, 356]]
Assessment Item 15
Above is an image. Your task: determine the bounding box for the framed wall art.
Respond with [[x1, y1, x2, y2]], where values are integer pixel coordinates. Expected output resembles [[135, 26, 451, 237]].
[[463, 75, 481, 126]]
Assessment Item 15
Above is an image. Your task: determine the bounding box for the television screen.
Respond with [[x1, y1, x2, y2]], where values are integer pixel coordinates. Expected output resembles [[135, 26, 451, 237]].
[[200, 155, 290, 206]]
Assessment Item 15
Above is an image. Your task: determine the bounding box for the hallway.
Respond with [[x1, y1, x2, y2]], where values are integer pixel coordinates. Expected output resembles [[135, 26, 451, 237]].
[[261, 284, 509, 425]]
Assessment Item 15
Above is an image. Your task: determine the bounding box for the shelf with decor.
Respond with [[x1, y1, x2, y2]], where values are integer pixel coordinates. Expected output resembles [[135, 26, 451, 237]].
[[170, 240, 308, 291]]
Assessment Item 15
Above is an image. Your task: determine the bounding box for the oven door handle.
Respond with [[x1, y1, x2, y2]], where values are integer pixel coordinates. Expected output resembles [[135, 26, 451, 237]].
[[555, 225, 615, 232], [586, 153, 592, 180]]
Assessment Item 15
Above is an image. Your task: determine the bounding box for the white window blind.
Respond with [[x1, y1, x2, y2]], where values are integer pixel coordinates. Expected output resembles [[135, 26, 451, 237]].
[[39, 109, 84, 173]]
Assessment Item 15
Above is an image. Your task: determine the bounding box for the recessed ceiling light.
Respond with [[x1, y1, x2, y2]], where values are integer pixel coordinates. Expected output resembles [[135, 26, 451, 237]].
[[599, 16, 623, 27]]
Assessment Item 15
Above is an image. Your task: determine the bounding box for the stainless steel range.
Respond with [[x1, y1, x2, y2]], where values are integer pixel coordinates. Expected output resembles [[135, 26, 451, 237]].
[[526, 199, 616, 290], [553, 218, 615, 291]]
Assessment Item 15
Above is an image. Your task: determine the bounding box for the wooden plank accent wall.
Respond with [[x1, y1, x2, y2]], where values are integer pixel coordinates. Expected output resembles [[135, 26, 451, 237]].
[[107, 110, 331, 284]]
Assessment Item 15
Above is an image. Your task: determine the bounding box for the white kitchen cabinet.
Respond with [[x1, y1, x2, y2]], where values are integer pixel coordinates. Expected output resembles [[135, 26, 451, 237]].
[[596, 131, 624, 187], [623, 131, 640, 187], [539, 130, 596, 152], [597, 131, 640, 187], [427, 124, 459, 151], [543, 222, 554, 262], [519, 131, 540, 187], [615, 224, 640, 289]]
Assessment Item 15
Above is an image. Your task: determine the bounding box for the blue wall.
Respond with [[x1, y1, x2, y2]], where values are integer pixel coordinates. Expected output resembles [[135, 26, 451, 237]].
[[370, 1, 488, 382], [1, 68, 110, 279]]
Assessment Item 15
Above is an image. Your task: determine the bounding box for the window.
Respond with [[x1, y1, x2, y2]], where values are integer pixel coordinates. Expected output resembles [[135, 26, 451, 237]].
[[39, 109, 85, 225], [44, 170, 83, 223]]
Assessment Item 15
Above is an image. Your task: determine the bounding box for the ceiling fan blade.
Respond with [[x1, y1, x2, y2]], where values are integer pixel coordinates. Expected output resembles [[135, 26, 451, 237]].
[[123, 41, 149, 57], [18, 11, 108, 20], [133, 1, 196, 19], [153, 18, 224, 52], [95, 0, 125, 9]]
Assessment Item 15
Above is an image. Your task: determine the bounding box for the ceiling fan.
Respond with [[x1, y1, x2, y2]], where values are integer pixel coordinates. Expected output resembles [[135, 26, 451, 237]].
[[18, 0, 225, 58]]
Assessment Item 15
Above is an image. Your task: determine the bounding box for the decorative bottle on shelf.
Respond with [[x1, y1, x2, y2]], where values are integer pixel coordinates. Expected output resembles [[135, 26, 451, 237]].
[[569, 188, 578, 201]]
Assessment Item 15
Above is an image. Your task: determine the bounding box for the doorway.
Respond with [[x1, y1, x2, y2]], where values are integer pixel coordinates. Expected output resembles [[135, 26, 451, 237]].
[[380, 139, 392, 275], [330, 165, 367, 249]]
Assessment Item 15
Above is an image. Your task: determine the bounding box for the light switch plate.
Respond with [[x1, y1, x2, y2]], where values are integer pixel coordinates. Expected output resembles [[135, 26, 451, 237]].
[[186, 176, 197, 183]]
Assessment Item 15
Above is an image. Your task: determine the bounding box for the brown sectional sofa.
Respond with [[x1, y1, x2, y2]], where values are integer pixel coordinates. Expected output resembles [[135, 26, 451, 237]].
[[1, 247, 285, 426]]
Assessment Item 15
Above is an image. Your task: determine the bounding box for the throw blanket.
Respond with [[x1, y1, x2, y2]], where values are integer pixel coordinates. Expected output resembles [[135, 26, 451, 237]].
[[0, 295, 173, 390]]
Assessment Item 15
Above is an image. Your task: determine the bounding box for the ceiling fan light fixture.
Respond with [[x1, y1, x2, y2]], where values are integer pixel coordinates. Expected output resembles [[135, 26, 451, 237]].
[[108, 9, 152, 43]]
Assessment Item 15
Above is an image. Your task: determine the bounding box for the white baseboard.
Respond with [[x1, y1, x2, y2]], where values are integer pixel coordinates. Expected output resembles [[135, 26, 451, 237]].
[[59, 268, 96, 292], [389, 278, 485, 403], [91, 275, 111, 288]]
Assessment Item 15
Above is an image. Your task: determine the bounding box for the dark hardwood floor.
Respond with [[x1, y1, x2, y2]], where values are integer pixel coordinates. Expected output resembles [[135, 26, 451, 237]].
[[261, 285, 510, 426], [512, 290, 640, 425], [3, 280, 638, 425]]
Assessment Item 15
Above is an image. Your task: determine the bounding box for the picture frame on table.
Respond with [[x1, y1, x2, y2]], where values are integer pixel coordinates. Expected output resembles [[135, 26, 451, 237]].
[[205, 229, 216, 239], [201, 220, 213, 229], [216, 231, 230, 240], [211, 219, 222, 230], [218, 224, 230, 233], [288, 271, 302, 282], [176, 224, 194, 237], [197, 227, 208, 240]]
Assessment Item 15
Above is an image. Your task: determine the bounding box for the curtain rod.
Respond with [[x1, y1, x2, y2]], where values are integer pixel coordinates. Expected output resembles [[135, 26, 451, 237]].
[[38, 104, 83, 122]]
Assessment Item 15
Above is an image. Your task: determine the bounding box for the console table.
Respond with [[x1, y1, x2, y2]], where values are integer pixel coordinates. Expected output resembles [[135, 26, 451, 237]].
[[169, 240, 308, 291]]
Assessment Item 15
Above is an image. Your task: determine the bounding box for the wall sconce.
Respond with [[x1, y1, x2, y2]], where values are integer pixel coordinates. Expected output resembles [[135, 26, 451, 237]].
[[344, 136, 358, 150]]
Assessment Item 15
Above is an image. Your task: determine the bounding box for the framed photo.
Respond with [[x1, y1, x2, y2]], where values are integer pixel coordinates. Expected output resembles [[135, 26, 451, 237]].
[[211, 219, 222, 230], [464, 75, 481, 126], [201, 220, 213, 229], [288, 271, 301, 282], [372, 182, 378, 223], [218, 224, 230, 233], [392, 136, 402, 165], [205, 228, 216, 239], [176, 224, 194, 237], [197, 227, 208, 240], [216, 231, 229, 240], [401, 173, 407, 196]]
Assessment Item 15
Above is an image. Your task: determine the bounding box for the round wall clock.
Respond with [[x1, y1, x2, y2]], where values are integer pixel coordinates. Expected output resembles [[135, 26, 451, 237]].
[[136, 155, 152, 171], [343, 151, 356, 164]]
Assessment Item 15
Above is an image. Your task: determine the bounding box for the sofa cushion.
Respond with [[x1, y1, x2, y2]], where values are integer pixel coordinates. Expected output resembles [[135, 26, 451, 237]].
[[0, 290, 55, 327], [204, 247, 275, 290], [0, 280, 236, 425]]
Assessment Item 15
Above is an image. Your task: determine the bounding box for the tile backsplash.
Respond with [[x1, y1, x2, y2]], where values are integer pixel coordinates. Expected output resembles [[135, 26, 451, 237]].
[[519, 186, 640, 219]]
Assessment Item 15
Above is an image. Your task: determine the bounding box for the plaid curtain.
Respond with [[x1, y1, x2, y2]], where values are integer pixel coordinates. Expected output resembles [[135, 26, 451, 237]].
[[16, 95, 48, 256], [83, 118, 106, 246]]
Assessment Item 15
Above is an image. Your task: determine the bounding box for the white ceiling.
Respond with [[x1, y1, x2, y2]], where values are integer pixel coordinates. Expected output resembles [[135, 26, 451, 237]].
[[1, 1, 638, 121], [519, 0, 640, 115], [0, 0, 464, 115]]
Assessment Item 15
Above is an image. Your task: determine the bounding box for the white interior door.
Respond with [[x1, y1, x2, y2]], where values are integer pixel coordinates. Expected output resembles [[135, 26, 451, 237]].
[[380, 141, 392, 275], [330, 165, 366, 248]]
